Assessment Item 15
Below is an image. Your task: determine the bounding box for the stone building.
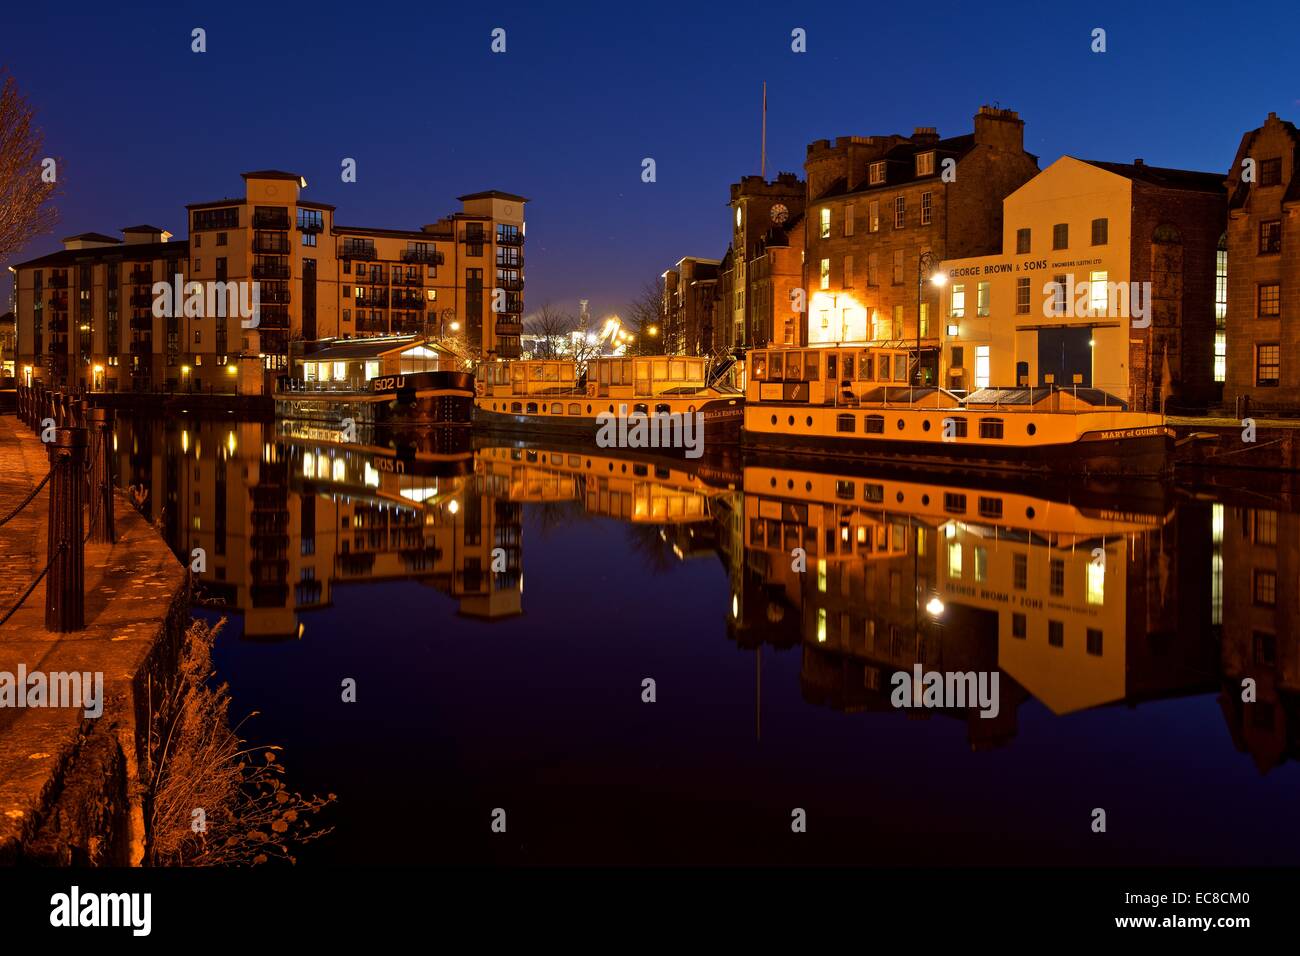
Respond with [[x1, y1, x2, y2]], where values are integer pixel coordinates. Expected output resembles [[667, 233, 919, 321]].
[[661, 256, 719, 356], [802, 106, 1040, 384], [1223, 112, 1300, 412]]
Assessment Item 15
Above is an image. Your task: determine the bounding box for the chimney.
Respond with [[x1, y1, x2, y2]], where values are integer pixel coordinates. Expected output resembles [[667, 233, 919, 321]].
[[913, 126, 940, 145], [1134, 158, 1144, 166], [972, 105, 1024, 152]]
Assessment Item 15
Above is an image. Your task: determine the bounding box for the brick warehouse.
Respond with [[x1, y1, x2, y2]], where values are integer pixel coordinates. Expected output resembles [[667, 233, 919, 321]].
[[802, 106, 1040, 383], [1223, 112, 1300, 413]]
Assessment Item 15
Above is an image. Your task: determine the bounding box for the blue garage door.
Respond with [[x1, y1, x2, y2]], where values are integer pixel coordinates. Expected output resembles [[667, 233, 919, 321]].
[[1038, 328, 1092, 387]]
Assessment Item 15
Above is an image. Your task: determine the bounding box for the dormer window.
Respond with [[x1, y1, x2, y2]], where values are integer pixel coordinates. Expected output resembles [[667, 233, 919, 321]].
[[869, 162, 886, 185], [916, 151, 936, 177]]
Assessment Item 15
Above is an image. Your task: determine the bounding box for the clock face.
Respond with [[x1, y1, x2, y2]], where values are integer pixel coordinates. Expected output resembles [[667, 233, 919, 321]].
[[771, 203, 789, 225]]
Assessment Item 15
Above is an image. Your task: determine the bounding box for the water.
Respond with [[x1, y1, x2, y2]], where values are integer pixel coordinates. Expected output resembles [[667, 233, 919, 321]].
[[111, 414, 1300, 865]]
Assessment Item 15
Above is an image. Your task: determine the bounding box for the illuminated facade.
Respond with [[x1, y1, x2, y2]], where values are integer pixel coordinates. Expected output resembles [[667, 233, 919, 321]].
[[12, 173, 526, 391]]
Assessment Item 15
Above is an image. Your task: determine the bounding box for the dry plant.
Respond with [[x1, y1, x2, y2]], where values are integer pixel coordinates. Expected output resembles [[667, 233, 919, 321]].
[[147, 618, 335, 866], [0, 72, 58, 265]]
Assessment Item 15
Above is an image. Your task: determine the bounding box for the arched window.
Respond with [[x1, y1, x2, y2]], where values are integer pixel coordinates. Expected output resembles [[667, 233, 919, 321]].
[[1215, 232, 1227, 383]]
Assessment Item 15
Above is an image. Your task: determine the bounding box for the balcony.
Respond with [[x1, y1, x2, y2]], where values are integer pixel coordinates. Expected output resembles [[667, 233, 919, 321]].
[[391, 293, 427, 310], [355, 293, 388, 308], [130, 316, 153, 331], [298, 217, 324, 234], [461, 230, 487, 245], [129, 269, 153, 284], [47, 274, 69, 288], [130, 291, 154, 308], [253, 235, 292, 254], [252, 210, 291, 229], [496, 231, 524, 246], [391, 273, 423, 287], [496, 254, 524, 268], [258, 305, 290, 329], [259, 289, 292, 305], [49, 293, 69, 309], [252, 262, 291, 280], [130, 341, 152, 357], [401, 248, 444, 265], [495, 278, 523, 292], [340, 242, 377, 260], [47, 318, 69, 335], [495, 319, 523, 335]]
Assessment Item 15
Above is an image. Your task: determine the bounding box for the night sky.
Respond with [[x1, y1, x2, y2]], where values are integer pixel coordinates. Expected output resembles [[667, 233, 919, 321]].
[[3, 0, 1297, 320]]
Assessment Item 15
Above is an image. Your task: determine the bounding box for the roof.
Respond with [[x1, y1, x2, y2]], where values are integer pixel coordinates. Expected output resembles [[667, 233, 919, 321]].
[[457, 190, 529, 203], [300, 335, 456, 361], [811, 133, 980, 202], [13, 239, 189, 270], [61, 232, 120, 244], [1079, 160, 1225, 194], [120, 224, 169, 234], [963, 386, 1128, 409], [333, 224, 451, 240], [241, 170, 305, 182]]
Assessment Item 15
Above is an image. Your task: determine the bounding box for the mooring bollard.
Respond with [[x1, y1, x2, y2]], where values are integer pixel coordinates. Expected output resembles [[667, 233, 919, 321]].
[[45, 427, 87, 632], [87, 407, 116, 545]]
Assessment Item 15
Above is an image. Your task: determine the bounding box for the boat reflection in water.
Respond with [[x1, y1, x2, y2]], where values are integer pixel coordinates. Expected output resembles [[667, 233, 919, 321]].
[[107, 416, 1300, 862]]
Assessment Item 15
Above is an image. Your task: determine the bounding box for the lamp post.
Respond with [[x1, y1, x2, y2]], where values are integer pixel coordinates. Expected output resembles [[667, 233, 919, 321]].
[[915, 251, 946, 386]]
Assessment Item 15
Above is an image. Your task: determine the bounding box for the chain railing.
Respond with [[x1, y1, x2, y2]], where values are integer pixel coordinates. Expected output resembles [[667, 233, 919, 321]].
[[3, 384, 117, 632]]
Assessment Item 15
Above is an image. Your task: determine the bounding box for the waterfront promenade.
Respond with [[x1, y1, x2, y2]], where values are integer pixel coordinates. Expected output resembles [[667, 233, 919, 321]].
[[0, 414, 187, 864]]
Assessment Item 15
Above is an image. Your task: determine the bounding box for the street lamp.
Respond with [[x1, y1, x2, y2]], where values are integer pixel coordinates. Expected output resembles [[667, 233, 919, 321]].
[[915, 251, 946, 386]]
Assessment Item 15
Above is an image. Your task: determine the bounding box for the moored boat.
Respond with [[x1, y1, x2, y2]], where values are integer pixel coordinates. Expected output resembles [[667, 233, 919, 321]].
[[474, 355, 744, 451], [741, 345, 1173, 477]]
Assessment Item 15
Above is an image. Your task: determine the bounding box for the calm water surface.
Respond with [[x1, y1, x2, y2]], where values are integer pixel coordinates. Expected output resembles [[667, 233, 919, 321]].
[[112, 414, 1300, 865]]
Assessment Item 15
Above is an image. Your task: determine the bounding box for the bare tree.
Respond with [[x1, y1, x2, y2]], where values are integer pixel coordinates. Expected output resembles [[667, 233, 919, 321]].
[[624, 278, 666, 355], [524, 303, 575, 359], [0, 73, 58, 265]]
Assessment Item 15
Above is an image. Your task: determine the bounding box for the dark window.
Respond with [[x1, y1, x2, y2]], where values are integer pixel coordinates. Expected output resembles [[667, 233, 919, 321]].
[[865, 415, 885, 434], [1048, 620, 1064, 647], [1016, 228, 1031, 254], [1013, 553, 1027, 590], [1050, 558, 1065, 596], [943, 417, 968, 438], [1091, 218, 1108, 245], [1016, 277, 1030, 314], [1260, 220, 1282, 254], [1253, 569, 1277, 606], [1253, 631, 1276, 665], [1086, 629, 1103, 656], [864, 483, 884, 503], [1052, 223, 1068, 250], [977, 496, 1002, 518], [1256, 344, 1280, 386], [836, 413, 856, 433], [979, 417, 1004, 439], [1012, 613, 1026, 639], [1260, 158, 1282, 187], [943, 492, 966, 514]]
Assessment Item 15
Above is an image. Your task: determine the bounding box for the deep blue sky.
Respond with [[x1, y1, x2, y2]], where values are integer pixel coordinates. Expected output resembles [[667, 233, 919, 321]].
[[3, 0, 1298, 320]]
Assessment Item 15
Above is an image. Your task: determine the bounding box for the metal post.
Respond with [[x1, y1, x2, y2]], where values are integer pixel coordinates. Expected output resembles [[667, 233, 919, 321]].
[[45, 427, 87, 632], [87, 407, 116, 545]]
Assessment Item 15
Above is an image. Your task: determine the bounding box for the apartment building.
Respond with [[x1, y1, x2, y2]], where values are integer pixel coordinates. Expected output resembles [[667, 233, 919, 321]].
[[802, 106, 1040, 384], [661, 256, 719, 356], [939, 156, 1225, 410], [12, 172, 526, 392], [1223, 112, 1300, 412]]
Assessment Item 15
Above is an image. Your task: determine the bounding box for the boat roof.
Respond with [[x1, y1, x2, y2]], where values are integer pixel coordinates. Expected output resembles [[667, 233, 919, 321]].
[[963, 386, 1128, 410], [301, 336, 455, 361], [857, 386, 962, 406]]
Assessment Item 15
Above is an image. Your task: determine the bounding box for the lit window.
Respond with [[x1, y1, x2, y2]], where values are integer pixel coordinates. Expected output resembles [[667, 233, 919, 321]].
[[869, 162, 885, 185], [1258, 283, 1281, 317], [950, 283, 966, 318], [975, 346, 990, 388], [1089, 270, 1108, 315], [820, 208, 831, 239], [948, 541, 962, 579], [977, 281, 990, 317], [820, 258, 830, 290], [1087, 559, 1105, 605], [1214, 333, 1226, 383], [869, 200, 880, 233], [916, 151, 935, 176], [893, 197, 905, 228]]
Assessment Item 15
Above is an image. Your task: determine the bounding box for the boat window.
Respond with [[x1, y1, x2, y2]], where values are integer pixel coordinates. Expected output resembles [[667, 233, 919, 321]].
[[687, 360, 704, 381], [769, 352, 784, 380], [551, 403, 563, 415], [827, 353, 838, 382], [653, 360, 668, 380], [597, 362, 609, 384], [670, 360, 685, 382], [943, 417, 968, 438], [787, 353, 804, 381], [978, 496, 1003, 518], [836, 413, 855, 433], [865, 415, 885, 434], [655, 403, 671, 414], [835, 480, 855, 499], [805, 351, 820, 381], [636, 361, 651, 381], [878, 355, 891, 380], [893, 356, 908, 381], [512, 365, 526, 384], [633, 403, 649, 415], [568, 403, 582, 416], [511, 402, 522, 413], [862, 356, 873, 381], [842, 353, 854, 380], [542, 363, 559, 382], [944, 492, 967, 514], [864, 483, 884, 502], [752, 352, 767, 380], [633, 464, 649, 477], [526, 402, 538, 414], [979, 417, 1005, 439]]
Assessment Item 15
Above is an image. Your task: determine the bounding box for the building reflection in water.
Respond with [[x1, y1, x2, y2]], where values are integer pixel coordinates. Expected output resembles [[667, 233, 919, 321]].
[[111, 415, 1298, 770]]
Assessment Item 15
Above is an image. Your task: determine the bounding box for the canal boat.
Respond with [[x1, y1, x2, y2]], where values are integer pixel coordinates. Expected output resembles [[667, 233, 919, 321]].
[[741, 346, 1174, 477], [473, 355, 744, 448], [274, 335, 474, 426]]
